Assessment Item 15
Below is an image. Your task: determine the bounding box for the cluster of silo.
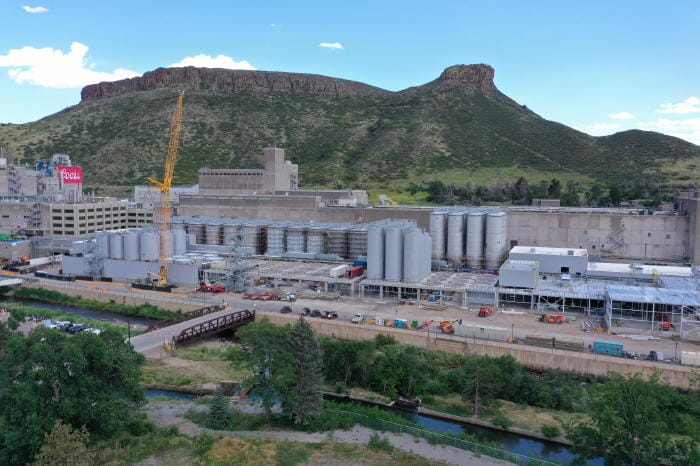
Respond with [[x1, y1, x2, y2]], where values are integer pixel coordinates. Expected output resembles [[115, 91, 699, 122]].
[[93, 228, 185, 262], [429, 209, 507, 269], [366, 222, 431, 283]]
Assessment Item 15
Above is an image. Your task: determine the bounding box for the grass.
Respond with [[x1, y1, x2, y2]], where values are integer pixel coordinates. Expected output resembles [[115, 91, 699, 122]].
[[140, 360, 210, 387], [2, 301, 129, 335]]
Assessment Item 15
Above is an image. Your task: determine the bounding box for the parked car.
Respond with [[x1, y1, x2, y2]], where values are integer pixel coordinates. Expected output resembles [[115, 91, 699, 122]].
[[321, 311, 338, 319], [280, 305, 293, 314], [310, 309, 322, 318], [55, 321, 72, 331], [351, 313, 364, 323], [301, 307, 311, 316], [84, 328, 102, 335], [67, 324, 87, 334]]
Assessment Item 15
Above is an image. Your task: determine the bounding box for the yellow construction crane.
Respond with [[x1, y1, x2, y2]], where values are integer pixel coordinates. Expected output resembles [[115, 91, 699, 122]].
[[146, 92, 184, 286]]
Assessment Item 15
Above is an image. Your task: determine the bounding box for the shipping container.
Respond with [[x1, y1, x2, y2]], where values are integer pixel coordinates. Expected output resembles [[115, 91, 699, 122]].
[[681, 351, 700, 367], [593, 340, 624, 356], [345, 265, 364, 278]]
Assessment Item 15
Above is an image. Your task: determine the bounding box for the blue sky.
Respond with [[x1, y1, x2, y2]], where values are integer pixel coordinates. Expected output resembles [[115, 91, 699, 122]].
[[1, 0, 699, 144]]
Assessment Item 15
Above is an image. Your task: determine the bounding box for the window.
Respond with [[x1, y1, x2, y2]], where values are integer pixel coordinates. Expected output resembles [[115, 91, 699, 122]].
[[666, 234, 671, 239], [647, 233, 652, 237]]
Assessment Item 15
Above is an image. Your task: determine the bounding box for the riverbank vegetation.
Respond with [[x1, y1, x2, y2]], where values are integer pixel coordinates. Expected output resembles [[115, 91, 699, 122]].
[[2, 300, 131, 335], [13, 287, 181, 320]]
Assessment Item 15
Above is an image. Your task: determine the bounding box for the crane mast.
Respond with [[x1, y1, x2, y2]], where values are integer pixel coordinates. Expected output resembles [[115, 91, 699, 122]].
[[146, 92, 184, 285]]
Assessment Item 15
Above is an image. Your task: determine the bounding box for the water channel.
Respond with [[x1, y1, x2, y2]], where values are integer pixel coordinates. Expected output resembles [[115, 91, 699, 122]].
[[8, 298, 158, 327]]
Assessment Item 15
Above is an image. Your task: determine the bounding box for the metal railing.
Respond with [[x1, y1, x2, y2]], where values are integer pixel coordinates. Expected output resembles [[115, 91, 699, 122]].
[[145, 303, 228, 332], [173, 309, 255, 345], [324, 409, 561, 466]]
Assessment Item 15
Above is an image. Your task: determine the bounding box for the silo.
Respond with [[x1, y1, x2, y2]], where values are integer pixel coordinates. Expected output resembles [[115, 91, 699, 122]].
[[123, 231, 140, 261], [429, 212, 447, 260], [139, 231, 160, 261], [241, 224, 262, 255], [160, 230, 174, 258], [347, 225, 368, 259], [185, 221, 205, 244], [466, 212, 486, 268], [366, 226, 385, 280], [404, 228, 429, 283], [171, 219, 185, 230], [222, 223, 239, 246], [205, 222, 222, 245], [109, 233, 124, 260], [285, 226, 306, 253], [266, 226, 285, 255], [172, 229, 187, 255], [326, 227, 348, 258], [94, 233, 109, 259], [384, 226, 403, 281], [485, 211, 508, 269], [446, 213, 465, 265], [306, 227, 325, 255]]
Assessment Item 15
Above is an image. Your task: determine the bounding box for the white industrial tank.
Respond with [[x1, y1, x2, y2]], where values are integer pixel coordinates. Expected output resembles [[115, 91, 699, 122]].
[[366, 226, 385, 280], [466, 212, 486, 268], [384, 226, 404, 282], [109, 233, 124, 260], [429, 212, 447, 260], [485, 211, 508, 269], [446, 212, 465, 265], [123, 231, 140, 261], [139, 231, 160, 261]]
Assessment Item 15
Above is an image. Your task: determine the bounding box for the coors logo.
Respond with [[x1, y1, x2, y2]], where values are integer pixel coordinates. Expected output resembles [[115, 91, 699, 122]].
[[57, 166, 83, 184]]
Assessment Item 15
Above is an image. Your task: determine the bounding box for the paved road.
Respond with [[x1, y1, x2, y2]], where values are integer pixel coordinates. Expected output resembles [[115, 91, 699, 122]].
[[130, 307, 242, 353]]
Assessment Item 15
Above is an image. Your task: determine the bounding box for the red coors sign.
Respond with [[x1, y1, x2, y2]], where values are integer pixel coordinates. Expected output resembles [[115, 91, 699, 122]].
[[57, 166, 83, 184]]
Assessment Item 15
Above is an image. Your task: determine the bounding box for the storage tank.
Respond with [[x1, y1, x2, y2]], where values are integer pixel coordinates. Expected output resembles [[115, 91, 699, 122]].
[[109, 233, 124, 260], [94, 233, 109, 259], [403, 228, 431, 283], [306, 227, 325, 255], [139, 231, 160, 261], [160, 230, 174, 258], [446, 213, 465, 265], [205, 223, 222, 245], [485, 211, 508, 269], [285, 226, 306, 253], [172, 229, 187, 256], [171, 219, 185, 230], [185, 221, 205, 244], [326, 227, 348, 258], [266, 226, 285, 255], [384, 226, 403, 281], [366, 226, 385, 280], [466, 212, 486, 268], [123, 231, 140, 261], [429, 212, 447, 260], [240, 224, 262, 255], [347, 225, 368, 260]]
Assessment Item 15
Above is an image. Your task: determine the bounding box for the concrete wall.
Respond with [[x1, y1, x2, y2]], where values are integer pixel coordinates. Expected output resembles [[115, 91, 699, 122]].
[[508, 251, 588, 275], [261, 313, 696, 390], [507, 211, 688, 262]]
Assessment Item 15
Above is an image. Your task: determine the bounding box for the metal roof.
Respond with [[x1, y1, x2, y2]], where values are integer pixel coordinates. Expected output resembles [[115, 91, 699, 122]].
[[606, 284, 700, 306]]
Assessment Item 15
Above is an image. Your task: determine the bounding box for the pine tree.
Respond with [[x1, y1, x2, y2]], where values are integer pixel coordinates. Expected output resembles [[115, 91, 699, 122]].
[[285, 317, 323, 425], [208, 388, 229, 429]]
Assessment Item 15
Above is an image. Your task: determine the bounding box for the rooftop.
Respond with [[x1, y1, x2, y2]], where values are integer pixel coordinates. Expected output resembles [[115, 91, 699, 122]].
[[510, 246, 588, 257]]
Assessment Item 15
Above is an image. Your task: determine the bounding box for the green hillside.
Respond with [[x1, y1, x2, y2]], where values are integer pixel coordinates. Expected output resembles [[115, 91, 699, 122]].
[[0, 64, 698, 198]]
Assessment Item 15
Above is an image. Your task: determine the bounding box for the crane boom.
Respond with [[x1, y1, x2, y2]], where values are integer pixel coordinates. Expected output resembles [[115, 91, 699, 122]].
[[146, 92, 184, 285]]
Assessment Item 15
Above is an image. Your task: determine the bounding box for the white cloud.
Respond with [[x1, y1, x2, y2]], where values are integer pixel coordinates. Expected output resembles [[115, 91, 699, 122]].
[[169, 54, 255, 70], [320, 42, 343, 49], [584, 122, 621, 136], [609, 111, 636, 120], [22, 5, 48, 13], [638, 118, 700, 145], [659, 96, 700, 114], [0, 42, 139, 88]]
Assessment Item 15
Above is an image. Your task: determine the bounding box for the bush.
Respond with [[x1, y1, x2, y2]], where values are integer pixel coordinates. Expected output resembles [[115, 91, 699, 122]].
[[367, 433, 394, 452], [194, 432, 216, 456], [541, 424, 561, 439], [126, 414, 155, 436], [491, 413, 513, 430]]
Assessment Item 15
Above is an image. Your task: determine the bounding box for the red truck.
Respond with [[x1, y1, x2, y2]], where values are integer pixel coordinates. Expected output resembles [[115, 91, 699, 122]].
[[199, 283, 225, 293], [344, 266, 364, 278], [242, 292, 276, 301]]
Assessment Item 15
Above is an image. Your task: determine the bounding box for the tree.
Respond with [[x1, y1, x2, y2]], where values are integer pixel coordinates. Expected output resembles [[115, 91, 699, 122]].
[[32, 420, 95, 466], [208, 388, 229, 429], [547, 178, 562, 198], [460, 356, 502, 416], [0, 328, 145, 466], [236, 319, 292, 420], [285, 317, 323, 425], [569, 372, 697, 465]]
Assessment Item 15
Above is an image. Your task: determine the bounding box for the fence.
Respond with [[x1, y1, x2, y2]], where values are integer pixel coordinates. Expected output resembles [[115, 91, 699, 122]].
[[324, 409, 561, 466]]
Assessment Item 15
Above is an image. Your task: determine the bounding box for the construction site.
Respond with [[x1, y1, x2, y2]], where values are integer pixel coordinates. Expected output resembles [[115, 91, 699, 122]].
[[1, 93, 700, 375]]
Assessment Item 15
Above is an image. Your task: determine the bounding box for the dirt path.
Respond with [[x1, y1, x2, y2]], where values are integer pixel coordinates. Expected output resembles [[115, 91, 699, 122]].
[[144, 400, 515, 466]]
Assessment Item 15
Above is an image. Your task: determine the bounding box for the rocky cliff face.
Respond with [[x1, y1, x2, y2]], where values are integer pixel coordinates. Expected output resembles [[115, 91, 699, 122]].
[[81, 66, 391, 101], [81, 64, 501, 102]]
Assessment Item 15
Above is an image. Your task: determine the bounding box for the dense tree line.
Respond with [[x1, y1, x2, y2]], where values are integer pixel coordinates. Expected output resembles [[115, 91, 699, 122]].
[[236, 321, 700, 465], [411, 177, 668, 207], [0, 324, 145, 465]]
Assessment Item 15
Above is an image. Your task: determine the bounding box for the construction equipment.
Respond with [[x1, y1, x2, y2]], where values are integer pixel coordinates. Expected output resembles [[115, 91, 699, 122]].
[[145, 92, 184, 287], [439, 319, 462, 335], [199, 283, 226, 293], [478, 306, 492, 318], [540, 314, 565, 324]]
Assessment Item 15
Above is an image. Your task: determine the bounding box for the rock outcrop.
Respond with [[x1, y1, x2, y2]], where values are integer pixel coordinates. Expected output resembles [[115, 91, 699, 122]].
[[81, 67, 391, 101]]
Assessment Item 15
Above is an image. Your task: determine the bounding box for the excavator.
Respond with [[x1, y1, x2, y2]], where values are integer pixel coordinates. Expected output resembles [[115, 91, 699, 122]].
[[439, 319, 463, 335]]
